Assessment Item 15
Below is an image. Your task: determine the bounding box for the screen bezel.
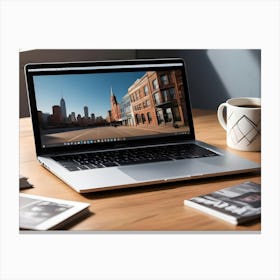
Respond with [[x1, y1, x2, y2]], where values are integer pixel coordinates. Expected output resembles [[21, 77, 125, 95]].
[[25, 58, 195, 156]]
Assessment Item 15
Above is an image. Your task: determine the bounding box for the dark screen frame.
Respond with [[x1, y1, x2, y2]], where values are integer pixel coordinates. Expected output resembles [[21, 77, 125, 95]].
[[24, 58, 195, 156]]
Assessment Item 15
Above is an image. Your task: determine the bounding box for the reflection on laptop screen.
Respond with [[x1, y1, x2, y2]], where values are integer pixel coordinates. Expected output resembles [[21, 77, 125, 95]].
[[32, 66, 190, 148]]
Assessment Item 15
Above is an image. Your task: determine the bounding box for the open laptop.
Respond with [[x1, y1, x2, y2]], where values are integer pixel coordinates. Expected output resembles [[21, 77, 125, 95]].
[[25, 58, 260, 193]]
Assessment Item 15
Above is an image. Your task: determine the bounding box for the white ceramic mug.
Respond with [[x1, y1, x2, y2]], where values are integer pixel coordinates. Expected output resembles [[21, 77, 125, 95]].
[[217, 97, 261, 151]]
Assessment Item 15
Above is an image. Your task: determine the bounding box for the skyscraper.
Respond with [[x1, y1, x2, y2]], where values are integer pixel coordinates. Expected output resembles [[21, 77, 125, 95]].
[[60, 98, 67, 122], [70, 112, 76, 122], [84, 106, 89, 119]]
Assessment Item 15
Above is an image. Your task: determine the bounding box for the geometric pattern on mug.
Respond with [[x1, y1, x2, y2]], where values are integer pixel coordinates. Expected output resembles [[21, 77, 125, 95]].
[[230, 115, 261, 145]]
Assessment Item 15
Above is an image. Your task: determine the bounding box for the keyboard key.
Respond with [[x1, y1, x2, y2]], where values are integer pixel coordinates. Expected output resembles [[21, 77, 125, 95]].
[[102, 162, 119, 167]]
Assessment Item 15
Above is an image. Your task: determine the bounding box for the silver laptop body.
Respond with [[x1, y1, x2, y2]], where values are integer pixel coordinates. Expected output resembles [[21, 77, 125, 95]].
[[25, 58, 260, 193]]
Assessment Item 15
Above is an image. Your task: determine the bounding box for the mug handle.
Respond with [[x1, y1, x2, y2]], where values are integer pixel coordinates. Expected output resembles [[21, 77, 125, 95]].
[[217, 103, 227, 130]]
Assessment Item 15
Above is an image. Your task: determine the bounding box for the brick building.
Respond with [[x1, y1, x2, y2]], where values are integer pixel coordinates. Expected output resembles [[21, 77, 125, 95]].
[[127, 70, 188, 128], [127, 72, 156, 126]]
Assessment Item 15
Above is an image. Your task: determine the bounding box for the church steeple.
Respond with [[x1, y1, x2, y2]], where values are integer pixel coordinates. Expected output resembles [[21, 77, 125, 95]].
[[109, 86, 121, 122], [110, 87, 117, 105]]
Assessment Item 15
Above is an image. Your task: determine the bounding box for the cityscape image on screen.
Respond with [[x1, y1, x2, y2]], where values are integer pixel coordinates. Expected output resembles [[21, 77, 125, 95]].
[[34, 69, 190, 147]]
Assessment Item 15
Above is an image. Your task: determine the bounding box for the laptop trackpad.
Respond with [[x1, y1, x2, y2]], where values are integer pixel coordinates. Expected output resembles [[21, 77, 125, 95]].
[[118, 160, 200, 181]]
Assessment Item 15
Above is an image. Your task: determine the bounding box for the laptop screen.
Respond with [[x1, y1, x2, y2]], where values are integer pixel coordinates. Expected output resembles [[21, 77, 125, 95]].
[[26, 60, 193, 150]]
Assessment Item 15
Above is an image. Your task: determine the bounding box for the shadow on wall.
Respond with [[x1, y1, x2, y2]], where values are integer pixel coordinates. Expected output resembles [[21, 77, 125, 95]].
[[136, 49, 261, 109], [20, 49, 261, 118], [206, 49, 261, 101]]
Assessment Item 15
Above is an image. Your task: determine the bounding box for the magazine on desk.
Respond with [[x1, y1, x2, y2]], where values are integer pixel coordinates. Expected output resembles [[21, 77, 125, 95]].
[[20, 193, 90, 230], [184, 182, 261, 225]]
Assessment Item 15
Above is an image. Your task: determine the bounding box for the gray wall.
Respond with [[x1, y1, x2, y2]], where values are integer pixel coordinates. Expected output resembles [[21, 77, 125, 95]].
[[20, 49, 261, 118], [136, 49, 261, 109]]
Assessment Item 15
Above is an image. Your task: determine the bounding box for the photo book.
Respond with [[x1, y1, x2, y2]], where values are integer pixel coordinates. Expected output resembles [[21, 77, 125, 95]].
[[184, 181, 261, 225], [20, 193, 90, 230]]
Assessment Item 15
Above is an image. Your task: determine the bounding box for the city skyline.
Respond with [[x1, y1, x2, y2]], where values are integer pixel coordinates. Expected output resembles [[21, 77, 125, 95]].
[[33, 71, 145, 118], [43, 98, 99, 120]]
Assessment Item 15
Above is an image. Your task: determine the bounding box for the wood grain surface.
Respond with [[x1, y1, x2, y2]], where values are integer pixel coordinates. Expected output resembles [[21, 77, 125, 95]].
[[20, 109, 261, 231]]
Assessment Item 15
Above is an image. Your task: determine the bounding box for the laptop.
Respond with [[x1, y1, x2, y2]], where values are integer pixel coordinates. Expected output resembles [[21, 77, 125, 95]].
[[25, 58, 260, 193]]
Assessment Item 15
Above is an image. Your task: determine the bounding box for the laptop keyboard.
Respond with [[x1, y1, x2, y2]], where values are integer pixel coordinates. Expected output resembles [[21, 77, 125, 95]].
[[51, 143, 219, 171]]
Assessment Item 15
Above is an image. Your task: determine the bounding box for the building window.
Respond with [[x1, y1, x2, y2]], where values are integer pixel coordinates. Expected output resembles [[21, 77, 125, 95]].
[[160, 74, 169, 85], [135, 103, 142, 111], [147, 112, 152, 123], [136, 91, 140, 100], [165, 108, 173, 122], [153, 92, 160, 105], [156, 110, 164, 124], [162, 88, 176, 102], [169, 87, 175, 99], [142, 99, 151, 108], [141, 114, 146, 123], [144, 85, 149, 96], [162, 90, 169, 102], [152, 79, 159, 90], [135, 114, 141, 124]]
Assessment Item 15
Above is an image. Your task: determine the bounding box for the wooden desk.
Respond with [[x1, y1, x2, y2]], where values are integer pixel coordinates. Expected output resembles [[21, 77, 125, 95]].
[[20, 110, 261, 231]]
